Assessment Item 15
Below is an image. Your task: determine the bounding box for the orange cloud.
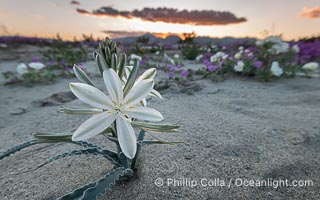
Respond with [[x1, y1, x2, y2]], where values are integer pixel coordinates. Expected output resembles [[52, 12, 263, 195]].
[[300, 6, 320, 18], [77, 7, 247, 26]]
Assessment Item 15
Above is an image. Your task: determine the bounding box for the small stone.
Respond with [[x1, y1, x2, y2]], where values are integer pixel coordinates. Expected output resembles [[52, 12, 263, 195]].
[[10, 108, 27, 115]]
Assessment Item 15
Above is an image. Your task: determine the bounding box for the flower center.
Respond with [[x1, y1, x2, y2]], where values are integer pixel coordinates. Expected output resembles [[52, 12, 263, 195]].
[[113, 103, 123, 113]]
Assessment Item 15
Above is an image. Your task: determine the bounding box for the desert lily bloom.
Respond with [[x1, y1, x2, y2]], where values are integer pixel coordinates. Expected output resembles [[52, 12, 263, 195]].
[[69, 68, 164, 159]]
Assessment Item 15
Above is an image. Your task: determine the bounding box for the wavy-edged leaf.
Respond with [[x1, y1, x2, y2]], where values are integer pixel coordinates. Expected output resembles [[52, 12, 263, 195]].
[[72, 140, 101, 149], [0, 140, 40, 159], [82, 167, 132, 199], [58, 167, 131, 200], [73, 64, 96, 87], [18, 148, 120, 175], [131, 129, 145, 169], [60, 106, 103, 115]]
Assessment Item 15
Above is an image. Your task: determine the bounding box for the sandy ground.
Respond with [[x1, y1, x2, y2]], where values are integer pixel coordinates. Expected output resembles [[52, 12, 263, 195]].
[[0, 48, 320, 199]]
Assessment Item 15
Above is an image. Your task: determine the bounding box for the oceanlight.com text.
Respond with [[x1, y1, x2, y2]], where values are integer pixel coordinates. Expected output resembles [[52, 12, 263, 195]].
[[154, 178, 314, 189]]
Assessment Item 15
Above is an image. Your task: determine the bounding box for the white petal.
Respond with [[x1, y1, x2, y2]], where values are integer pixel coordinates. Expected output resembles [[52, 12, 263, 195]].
[[17, 63, 28, 75], [124, 79, 154, 106], [136, 68, 156, 83], [150, 89, 162, 99], [103, 69, 123, 102], [29, 62, 45, 70], [70, 83, 113, 109], [72, 112, 117, 141], [116, 116, 137, 159], [125, 106, 164, 122], [140, 99, 147, 107]]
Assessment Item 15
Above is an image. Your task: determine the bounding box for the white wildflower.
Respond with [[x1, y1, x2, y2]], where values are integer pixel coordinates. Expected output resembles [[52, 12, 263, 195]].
[[302, 62, 319, 71], [234, 61, 244, 72], [271, 61, 283, 77]]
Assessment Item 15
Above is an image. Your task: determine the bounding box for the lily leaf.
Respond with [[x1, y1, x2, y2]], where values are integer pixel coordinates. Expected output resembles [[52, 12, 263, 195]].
[[33, 132, 73, 141], [131, 121, 181, 132], [144, 132, 183, 145], [60, 106, 103, 115]]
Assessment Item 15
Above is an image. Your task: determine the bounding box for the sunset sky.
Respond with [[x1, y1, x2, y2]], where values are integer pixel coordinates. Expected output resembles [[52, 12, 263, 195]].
[[0, 0, 319, 40]]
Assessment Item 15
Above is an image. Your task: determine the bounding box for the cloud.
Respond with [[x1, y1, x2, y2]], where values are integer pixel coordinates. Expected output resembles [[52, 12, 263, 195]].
[[77, 7, 247, 25], [70, 1, 80, 6], [299, 6, 320, 18], [76, 8, 90, 15]]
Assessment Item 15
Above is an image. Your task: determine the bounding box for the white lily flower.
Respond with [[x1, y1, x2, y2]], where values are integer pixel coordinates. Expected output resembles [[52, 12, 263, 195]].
[[234, 61, 244, 72], [29, 62, 45, 70], [234, 52, 242, 59], [16, 62, 46, 75], [70, 68, 164, 159], [210, 55, 217, 63], [0, 43, 8, 48], [255, 40, 264, 46], [17, 63, 28, 75], [292, 44, 300, 53], [174, 54, 179, 59], [271, 42, 289, 54], [271, 61, 283, 77], [265, 36, 282, 44], [196, 55, 203, 62], [302, 62, 319, 70]]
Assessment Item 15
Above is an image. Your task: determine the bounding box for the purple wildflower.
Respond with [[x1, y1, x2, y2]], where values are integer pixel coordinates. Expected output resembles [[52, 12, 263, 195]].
[[32, 57, 40, 62], [208, 64, 218, 72], [202, 59, 211, 66], [49, 60, 57, 65], [168, 71, 175, 78], [253, 61, 263, 69], [166, 64, 174, 71], [140, 60, 146, 65], [181, 70, 188, 77]]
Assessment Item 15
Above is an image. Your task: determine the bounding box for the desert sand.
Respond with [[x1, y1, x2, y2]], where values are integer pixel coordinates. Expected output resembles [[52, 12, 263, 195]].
[[0, 48, 320, 200]]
